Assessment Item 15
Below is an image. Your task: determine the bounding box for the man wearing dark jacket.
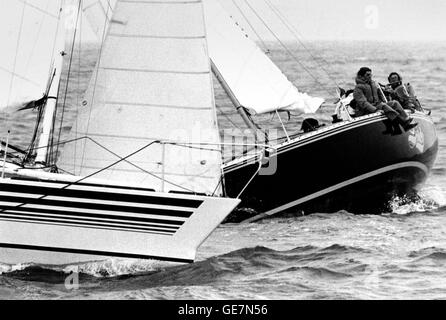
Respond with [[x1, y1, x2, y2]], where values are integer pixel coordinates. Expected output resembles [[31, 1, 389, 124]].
[[387, 72, 423, 112], [353, 67, 417, 131]]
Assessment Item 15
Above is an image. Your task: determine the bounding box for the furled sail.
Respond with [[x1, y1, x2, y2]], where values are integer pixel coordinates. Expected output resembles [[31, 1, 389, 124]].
[[58, 0, 223, 195], [202, 0, 324, 115], [0, 0, 63, 111]]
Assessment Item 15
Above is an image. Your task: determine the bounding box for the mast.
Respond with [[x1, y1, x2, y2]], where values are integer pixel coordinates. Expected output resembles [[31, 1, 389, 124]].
[[211, 60, 266, 141], [35, 5, 66, 165]]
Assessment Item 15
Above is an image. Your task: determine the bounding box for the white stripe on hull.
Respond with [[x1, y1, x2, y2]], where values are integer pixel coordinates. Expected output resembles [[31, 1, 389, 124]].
[[242, 161, 428, 223], [224, 111, 433, 172]]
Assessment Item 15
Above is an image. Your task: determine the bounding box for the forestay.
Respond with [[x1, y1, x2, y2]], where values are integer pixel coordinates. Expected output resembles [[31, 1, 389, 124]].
[[0, 0, 63, 111], [58, 0, 223, 195], [203, 0, 324, 115]]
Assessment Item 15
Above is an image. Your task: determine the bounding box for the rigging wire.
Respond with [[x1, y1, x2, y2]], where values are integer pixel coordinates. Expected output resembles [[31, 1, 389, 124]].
[[52, 0, 83, 166], [23, 1, 65, 164], [263, 0, 341, 89], [3, 1, 27, 135], [23, 71, 56, 164], [80, 0, 113, 172], [54, 136, 198, 193], [242, 0, 338, 99], [74, 3, 83, 173], [215, 97, 244, 131], [228, 0, 270, 53], [23, 1, 51, 82]]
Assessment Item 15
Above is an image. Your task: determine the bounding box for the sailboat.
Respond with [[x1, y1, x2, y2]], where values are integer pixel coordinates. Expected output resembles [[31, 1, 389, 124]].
[[79, 0, 438, 223], [203, 0, 438, 222], [0, 0, 240, 265]]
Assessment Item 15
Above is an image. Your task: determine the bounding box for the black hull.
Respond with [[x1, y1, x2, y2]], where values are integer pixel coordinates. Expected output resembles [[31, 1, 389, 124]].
[[223, 112, 438, 222]]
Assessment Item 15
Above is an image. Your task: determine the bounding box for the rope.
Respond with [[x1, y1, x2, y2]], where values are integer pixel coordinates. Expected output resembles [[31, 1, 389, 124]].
[[22, 72, 54, 164], [217, 106, 244, 131], [237, 153, 264, 198], [54, 136, 198, 193], [80, 0, 112, 172], [242, 0, 337, 99], [53, 0, 83, 164], [228, 0, 270, 53], [263, 0, 341, 89], [2, 1, 26, 132]]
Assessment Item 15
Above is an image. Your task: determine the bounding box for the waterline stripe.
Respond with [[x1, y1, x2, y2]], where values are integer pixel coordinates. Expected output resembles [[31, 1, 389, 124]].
[[242, 161, 429, 223]]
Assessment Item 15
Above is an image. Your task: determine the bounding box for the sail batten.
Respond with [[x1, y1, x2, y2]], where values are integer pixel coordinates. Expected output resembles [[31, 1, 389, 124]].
[[59, 0, 223, 195], [101, 101, 212, 110], [101, 68, 210, 75], [108, 33, 206, 39]]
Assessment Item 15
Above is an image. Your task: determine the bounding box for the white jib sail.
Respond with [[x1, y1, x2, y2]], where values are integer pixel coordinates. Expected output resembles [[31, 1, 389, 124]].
[[82, 0, 116, 38], [58, 0, 223, 195], [0, 0, 63, 111], [203, 0, 324, 115]]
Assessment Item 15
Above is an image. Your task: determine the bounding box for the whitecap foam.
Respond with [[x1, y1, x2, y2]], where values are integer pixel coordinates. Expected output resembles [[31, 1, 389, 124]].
[[57, 258, 180, 277], [0, 262, 33, 275], [419, 185, 446, 207], [389, 193, 440, 215]]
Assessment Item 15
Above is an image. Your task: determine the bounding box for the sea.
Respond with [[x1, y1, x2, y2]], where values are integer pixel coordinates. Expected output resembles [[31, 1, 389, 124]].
[[0, 40, 445, 300]]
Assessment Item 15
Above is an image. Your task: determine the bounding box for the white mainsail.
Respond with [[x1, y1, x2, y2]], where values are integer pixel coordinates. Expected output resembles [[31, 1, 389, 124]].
[[203, 0, 324, 115], [0, 0, 63, 111], [58, 0, 223, 195]]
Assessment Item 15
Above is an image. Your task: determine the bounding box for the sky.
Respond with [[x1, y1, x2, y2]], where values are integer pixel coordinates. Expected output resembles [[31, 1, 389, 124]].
[[75, 0, 446, 42], [266, 0, 446, 41], [212, 0, 446, 42]]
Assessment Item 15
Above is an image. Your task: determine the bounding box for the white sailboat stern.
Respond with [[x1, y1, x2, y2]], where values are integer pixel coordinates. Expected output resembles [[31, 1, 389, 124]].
[[0, 177, 239, 265]]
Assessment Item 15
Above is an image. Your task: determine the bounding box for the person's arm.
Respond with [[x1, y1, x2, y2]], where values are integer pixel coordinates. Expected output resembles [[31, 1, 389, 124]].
[[395, 84, 411, 101], [376, 83, 387, 103], [394, 84, 416, 110], [353, 86, 377, 113]]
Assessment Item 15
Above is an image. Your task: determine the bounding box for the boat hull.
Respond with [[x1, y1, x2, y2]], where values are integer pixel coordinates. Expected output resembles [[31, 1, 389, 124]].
[[0, 176, 239, 265], [223, 112, 438, 222]]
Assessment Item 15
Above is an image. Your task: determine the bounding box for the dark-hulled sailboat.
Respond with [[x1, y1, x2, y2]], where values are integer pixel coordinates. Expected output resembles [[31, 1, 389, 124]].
[[32, 0, 439, 225], [202, 0, 438, 222]]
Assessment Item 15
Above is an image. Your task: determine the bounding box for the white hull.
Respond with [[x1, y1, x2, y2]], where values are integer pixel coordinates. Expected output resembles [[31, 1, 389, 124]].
[[0, 175, 239, 265]]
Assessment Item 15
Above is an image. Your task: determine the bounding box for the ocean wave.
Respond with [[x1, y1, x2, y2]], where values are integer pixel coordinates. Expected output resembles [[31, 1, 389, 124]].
[[2, 265, 96, 284], [0, 244, 369, 284], [277, 266, 352, 279], [408, 247, 446, 261], [59, 258, 175, 278]]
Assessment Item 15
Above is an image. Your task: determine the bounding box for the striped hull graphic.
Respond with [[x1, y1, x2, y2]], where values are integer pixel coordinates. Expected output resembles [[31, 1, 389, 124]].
[[223, 112, 438, 222], [0, 177, 240, 264], [0, 179, 198, 236]]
